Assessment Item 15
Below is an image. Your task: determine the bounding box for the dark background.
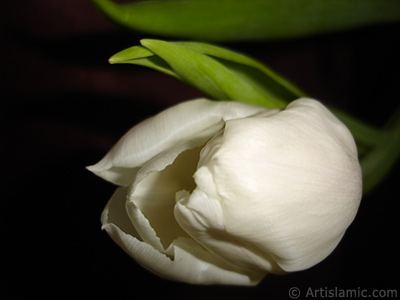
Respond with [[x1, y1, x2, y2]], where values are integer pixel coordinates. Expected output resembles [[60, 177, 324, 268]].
[[1, 1, 399, 298]]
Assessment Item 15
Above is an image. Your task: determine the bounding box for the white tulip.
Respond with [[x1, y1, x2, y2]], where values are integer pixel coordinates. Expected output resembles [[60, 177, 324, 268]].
[[88, 98, 362, 286]]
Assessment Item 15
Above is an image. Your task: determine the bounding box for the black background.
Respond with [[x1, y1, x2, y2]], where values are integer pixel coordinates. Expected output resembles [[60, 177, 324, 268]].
[[1, 1, 399, 299]]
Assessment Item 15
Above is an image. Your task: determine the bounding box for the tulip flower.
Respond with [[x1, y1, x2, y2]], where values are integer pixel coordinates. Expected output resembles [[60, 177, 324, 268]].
[[88, 98, 362, 285], [108, 39, 400, 193]]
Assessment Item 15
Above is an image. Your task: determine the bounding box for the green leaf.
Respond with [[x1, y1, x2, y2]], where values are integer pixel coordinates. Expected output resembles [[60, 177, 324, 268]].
[[140, 39, 287, 108], [173, 41, 307, 98], [109, 45, 154, 62], [110, 40, 306, 106], [109, 45, 179, 78], [91, 0, 400, 42]]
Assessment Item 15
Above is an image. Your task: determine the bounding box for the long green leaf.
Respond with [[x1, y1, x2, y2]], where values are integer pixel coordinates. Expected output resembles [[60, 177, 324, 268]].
[[173, 41, 307, 98], [92, 0, 400, 42], [110, 40, 304, 107], [141, 39, 287, 108]]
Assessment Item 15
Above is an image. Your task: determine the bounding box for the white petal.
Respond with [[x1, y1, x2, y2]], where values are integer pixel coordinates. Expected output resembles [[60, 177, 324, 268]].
[[102, 185, 264, 285], [101, 187, 140, 239], [175, 171, 285, 274], [285, 98, 359, 157], [126, 147, 201, 250], [185, 98, 362, 272], [87, 98, 269, 186]]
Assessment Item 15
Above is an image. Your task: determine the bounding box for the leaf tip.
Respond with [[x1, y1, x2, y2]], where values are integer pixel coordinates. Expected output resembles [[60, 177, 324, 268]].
[[108, 55, 119, 64]]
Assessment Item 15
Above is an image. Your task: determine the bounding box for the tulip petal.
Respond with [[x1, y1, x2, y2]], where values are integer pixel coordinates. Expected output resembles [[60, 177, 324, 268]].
[[101, 186, 140, 239], [101, 184, 264, 285], [126, 147, 200, 250], [87, 99, 268, 186], [175, 172, 285, 274], [125, 198, 164, 253], [215, 98, 362, 271], [177, 98, 362, 273]]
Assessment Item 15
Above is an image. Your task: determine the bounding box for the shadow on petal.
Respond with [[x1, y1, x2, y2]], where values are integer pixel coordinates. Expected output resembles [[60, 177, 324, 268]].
[[101, 186, 141, 240], [130, 147, 201, 248]]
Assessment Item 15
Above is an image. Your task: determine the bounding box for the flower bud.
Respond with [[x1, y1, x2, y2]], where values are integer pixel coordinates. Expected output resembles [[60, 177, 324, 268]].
[[88, 98, 362, 285]]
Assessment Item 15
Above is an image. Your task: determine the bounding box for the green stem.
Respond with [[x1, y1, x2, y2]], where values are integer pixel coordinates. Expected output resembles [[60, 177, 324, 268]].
[[360, 106, 400, 194]]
